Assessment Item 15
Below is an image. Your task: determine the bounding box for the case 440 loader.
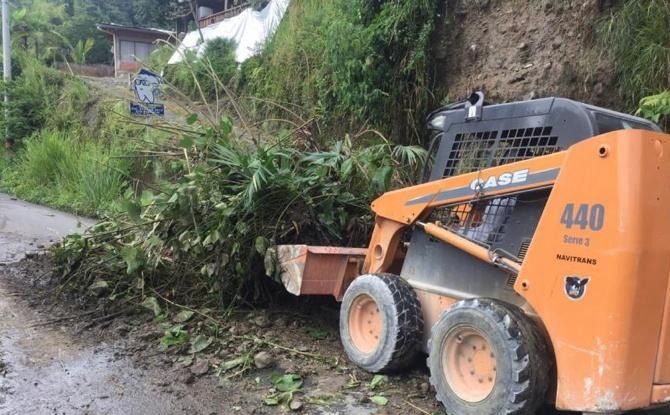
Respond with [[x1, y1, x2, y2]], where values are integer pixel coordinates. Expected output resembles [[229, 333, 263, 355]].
[[270, 93, 670, 414]]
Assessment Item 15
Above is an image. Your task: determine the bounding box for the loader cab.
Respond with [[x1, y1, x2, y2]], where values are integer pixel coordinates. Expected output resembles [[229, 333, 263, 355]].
[[424, 94, 661, 184], [402, 94, 661, 309]]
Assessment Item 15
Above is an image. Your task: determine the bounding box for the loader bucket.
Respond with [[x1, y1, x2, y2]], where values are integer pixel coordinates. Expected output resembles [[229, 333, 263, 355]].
[[273, 245, 367, 300]]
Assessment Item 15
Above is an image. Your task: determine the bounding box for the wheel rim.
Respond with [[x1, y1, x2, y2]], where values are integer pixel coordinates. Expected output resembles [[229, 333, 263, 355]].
[[348, 294, 382, 354], [443, 326, 497, 402]]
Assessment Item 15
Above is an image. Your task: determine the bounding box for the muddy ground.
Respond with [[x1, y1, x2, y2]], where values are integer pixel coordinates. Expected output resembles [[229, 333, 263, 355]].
[[0, 194, 668, 415], [435, 0, 621, 110], [0, 256, 443, 415], [3, 258, 670, 415]]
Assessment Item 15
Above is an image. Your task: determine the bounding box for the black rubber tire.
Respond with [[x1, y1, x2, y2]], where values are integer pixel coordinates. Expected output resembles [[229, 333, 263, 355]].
[[427, 298, 551, 415], [339, 273, 424, 373]]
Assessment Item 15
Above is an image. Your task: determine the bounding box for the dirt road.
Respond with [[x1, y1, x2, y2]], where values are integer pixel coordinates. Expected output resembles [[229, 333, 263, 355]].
[[0, 194, 95, 264], [0, 260, 409, 415], [0, 195, 224, 414]]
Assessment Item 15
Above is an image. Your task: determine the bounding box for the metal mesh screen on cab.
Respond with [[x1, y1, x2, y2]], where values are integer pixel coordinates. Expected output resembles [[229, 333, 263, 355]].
[[443, 127, 559, 177], [435, 126, 558, 246], [430, 197, 517, 245]]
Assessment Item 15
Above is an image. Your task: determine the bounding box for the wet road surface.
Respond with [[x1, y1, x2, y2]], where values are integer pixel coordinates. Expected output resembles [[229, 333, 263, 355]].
[[0, 194, 95, 264], [0, 195, 225, 414]]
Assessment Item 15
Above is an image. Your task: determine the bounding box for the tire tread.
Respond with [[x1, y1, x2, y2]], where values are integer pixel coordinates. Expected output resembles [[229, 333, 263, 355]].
[[428, 298, 551, 415]]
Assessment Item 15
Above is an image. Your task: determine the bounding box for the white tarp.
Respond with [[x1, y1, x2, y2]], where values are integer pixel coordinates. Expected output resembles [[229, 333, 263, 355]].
[[168, 0, 290, 65]]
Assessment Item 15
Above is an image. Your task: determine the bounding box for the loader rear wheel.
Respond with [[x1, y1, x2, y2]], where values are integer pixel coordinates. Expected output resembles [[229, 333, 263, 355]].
[[428, 298, 550, 415], [339, 273, 423, 373]]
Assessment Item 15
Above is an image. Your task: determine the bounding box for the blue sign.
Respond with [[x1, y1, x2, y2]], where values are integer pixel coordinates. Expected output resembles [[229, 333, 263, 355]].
[[131, 68, 164, 117], [130, 102, 165, 117]]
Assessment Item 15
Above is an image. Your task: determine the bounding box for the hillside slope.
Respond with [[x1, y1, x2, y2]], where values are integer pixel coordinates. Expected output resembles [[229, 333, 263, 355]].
[[434, 0, 619, 108]]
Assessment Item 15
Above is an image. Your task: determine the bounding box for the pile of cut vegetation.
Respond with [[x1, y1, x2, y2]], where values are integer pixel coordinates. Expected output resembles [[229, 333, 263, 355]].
[[54, 114, 426, 308]]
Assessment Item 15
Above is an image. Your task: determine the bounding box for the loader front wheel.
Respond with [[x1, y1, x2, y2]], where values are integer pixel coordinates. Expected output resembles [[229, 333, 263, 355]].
[[428, 298, 550, 415], [340, 273, 423, 373]]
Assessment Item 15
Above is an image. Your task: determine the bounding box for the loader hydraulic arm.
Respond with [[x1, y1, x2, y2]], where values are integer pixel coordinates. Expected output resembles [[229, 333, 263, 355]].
[[362, 151, 566, 274]]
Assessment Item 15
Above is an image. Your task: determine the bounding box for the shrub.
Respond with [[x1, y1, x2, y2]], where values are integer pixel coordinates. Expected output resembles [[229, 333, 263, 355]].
[[637, 91, 670, 131], [5, 129, 132, 215], [76, 144, 129, 211], [198, 38, 238, 96], [147, 43, 175, 74], [20, 130, 77, 187], [163, 39, 239, 101], [48, 77, 91, 132], [163, 49, 200, 99], [54, 116, 427, 306], [1, 53, 66, 143]]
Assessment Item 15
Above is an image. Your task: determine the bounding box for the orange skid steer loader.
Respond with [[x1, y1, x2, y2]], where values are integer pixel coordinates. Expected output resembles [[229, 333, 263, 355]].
[[269, 93, 670, 414]]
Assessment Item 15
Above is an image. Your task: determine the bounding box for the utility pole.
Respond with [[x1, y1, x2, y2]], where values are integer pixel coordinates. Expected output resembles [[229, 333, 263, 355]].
[[1, 0, 10, 144]]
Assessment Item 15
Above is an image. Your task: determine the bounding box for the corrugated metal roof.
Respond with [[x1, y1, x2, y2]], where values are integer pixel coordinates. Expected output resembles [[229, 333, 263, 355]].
[[96, 23, 175, 36]]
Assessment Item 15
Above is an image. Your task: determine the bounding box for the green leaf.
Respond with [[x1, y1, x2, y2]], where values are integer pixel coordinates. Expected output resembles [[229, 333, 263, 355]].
[[189, 334, 213, 354], [271, 374, 303, 392], [179, 136, 194, 148], [220, 116, 233, 137], [186, 113, 198, 125], [372, 166, 393, 192], [263, 397, 279, 406], [140, 190, 155, 206], [340, 157, 354, 179], [141, 296, 162, 316], [119, 246, 144, 274], [159, 325, 189, 349], [369, 395, 388, 406], [173, 310, 195, 323], [255, 236, 269, 255], [11, 8, 27, 20], [122, 200, 142, 222], [369, 374, 387, 390], [221, 356, 246, 371]]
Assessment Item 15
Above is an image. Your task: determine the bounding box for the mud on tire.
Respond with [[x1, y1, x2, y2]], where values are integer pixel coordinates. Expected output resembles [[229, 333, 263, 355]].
[[427, 298, 551, 415], [339, 273, 423, 373]]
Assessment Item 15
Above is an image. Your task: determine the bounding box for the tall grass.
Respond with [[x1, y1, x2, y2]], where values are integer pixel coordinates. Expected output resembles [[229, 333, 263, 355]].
[[4, 130, 131, 215], [598, 0, 670, 104], [20, 131, 78, 186], [242, 0, 440, 145]]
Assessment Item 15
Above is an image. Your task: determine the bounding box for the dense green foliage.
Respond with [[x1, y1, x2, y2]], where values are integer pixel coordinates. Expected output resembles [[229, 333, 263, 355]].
[[9, 0, 176, 65], [599, 0, 670, 104], [242, 0, 439, 144], [0, 130, 131, 213], [62, 0, 176, 64], [1, 52, 78, 143], [54, 115, 426, 305], [0, 52, 161, 215], [64, 0, 175, 29], [162, 39, 239, 100], [637, 91, 670, 131]]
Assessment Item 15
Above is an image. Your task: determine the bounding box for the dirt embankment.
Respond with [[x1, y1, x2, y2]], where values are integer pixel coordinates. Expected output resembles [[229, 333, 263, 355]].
[[435, 0, 622, 109]]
